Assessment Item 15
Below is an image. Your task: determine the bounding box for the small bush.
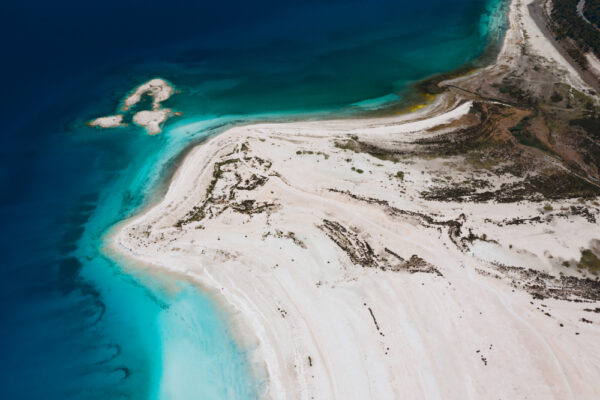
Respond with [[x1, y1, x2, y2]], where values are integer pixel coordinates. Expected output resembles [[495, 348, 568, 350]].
[[550, 92, 563, 102]]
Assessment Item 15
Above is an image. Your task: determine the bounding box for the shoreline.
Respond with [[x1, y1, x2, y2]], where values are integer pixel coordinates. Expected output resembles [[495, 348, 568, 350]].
[[363, 0, 510, 117], [138, 0, 512, 213], [107, 0, 600, 398], [103, 92, 472, 396], [105, 98, 478, 399], [529, 0, 600, 93]]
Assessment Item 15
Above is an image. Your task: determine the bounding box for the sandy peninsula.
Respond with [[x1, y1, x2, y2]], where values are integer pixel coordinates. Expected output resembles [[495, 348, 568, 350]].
[[110, 1, 600, 399]]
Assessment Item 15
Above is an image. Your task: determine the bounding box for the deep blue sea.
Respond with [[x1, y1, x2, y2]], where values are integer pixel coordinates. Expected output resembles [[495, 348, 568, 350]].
[[0, 1, 505, 399]]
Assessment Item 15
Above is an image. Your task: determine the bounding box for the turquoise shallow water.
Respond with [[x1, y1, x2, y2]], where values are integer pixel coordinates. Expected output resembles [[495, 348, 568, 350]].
[[81, 120, 261, 399], [0, 1, 506, 399]]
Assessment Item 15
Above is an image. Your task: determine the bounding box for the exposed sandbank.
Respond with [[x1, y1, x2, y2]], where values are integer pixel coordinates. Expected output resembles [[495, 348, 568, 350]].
[[88, 114, 125, 129], [89, 78, 179, 135], [121, 78, 174, 112]]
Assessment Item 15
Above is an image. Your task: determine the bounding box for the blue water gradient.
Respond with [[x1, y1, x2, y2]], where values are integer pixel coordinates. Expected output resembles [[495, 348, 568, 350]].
[[0, 0, 506, 399]]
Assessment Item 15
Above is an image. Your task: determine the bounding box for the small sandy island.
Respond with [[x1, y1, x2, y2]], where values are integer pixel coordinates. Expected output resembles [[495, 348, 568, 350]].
[[87, 114, 125, 129], [89, 78, 179, 135], [121, 78, 174, 112], [110, 1, 600, 398]]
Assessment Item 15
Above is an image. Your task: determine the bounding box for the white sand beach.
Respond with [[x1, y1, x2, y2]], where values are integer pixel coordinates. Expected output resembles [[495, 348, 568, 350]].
[[109, 1, 600, 399]]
